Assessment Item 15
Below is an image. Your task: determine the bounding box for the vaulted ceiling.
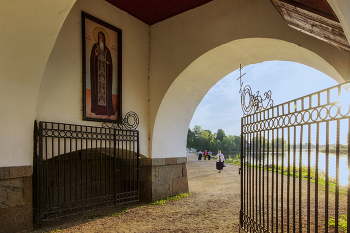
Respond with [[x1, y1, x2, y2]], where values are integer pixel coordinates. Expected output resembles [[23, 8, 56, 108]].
[[105, 0, 350, 52], [105, 0, 213, 25]]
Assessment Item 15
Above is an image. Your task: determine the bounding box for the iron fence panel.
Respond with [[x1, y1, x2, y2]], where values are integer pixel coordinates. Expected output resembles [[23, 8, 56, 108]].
[[240, 82, 350, 232], [33, 121, 139, 225]]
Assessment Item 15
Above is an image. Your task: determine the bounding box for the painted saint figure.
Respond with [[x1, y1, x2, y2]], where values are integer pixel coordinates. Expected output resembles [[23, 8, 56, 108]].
[[90, 30, 115, 116]]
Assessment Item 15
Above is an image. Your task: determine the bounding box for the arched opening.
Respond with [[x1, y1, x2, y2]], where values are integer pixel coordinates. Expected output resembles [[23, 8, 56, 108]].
[[151, 38, 344, 159]]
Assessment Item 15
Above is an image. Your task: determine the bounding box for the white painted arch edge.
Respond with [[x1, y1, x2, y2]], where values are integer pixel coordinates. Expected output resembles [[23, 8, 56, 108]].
[[151, 38, 343, 159]]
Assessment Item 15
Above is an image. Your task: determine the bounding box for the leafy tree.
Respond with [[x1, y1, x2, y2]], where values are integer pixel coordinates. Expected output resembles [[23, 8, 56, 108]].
[[186, 128, 196, 148], [271, 138, 287, 150], [234, 136, 241, 151], [192, 125, 203, 138], [216, 129, 226, 142]]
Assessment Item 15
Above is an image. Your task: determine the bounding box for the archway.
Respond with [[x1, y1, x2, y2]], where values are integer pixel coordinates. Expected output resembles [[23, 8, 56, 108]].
[[151, 38, 344, 159]]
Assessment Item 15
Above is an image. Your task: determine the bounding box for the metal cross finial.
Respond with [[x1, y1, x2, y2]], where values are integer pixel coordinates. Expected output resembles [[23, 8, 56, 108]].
[[237, 64, 274, 116], [236, 64, 246, 89]]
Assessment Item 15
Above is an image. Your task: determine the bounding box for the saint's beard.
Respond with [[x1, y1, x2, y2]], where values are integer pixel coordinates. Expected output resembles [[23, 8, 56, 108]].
[[99, 41, 105, 52]]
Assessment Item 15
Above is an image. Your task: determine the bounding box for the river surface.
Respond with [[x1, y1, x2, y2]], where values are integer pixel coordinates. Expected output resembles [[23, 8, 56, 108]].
[[223, 150, 349, 186]]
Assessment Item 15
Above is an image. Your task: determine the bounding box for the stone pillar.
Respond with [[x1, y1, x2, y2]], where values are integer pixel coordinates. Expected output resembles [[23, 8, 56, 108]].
[[139, 157, 188, 201], [0, 166, 33, 233]]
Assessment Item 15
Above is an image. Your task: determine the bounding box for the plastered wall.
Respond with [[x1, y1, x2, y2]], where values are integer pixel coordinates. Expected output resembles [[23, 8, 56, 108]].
[[0, 0, 77, 167], [1, 0, 350, 167], [36, 0, 150, 158], [149, 0, 350, 158]]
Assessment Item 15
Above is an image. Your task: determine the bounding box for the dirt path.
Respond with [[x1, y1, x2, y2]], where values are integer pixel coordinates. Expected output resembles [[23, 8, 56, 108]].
[[46, 153, 242, 232]]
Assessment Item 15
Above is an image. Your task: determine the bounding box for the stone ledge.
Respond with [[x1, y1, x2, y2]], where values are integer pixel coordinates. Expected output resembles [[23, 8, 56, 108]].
[[152, 179, 172, 200], [165, 158, 177, 165], [9, 166, 32, 179], [182, 163, 187, 177], [140, 157, 187, 167], [158, 164, 182, 181], [177, 157, 187, 164], [172, 176, 189, 195], [0, 178, 23, 208], [0, 167, 10, 180]]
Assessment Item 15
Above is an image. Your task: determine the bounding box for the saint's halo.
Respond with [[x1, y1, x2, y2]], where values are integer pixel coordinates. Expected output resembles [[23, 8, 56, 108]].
[[93, 27, 110, 46]]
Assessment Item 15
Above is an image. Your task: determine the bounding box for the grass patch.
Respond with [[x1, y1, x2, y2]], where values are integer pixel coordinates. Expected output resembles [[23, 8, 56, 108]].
[[329, 215, 347, 232], [150, 193, 191, 205], [238, 163, 347, 196]]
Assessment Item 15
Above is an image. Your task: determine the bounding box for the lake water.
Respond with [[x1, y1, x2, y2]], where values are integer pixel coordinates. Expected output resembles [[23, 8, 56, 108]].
[[223, 150, 349, 186]]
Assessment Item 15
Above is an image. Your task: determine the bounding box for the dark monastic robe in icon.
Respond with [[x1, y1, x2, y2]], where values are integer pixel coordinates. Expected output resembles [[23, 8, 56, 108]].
[[90, 43, 115, 116]]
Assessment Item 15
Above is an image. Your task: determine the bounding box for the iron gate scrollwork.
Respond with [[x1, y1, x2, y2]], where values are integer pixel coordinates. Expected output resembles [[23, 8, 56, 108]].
[[33, 112, 140, 226], [240, 81, 350, 232]]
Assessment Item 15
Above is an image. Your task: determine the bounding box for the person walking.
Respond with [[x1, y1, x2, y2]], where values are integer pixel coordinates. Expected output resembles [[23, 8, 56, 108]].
[[208, 150, 212, 160], [198, 150, 203, 160], [216, 150, 225, 173], [203, 150, 208, 160]]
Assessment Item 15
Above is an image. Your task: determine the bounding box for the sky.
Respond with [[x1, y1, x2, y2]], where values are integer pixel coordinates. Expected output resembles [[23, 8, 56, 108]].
[[189, 61, 340, 137]]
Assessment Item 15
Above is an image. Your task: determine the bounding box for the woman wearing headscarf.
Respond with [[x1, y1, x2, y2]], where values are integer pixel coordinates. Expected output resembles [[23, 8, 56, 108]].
[[216, 150, 225, 173]]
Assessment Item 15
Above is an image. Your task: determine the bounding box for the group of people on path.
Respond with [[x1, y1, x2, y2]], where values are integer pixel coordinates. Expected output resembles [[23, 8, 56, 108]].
[[197, 150, 212, 160], [197, 150, 225, 173]]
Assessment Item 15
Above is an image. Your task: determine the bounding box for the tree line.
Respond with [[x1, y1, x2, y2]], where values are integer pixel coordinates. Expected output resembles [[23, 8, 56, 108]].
[[186, 125, 241, 153]]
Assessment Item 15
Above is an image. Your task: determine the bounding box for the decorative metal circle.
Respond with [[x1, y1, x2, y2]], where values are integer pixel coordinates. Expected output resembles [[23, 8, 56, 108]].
[[290, 114, 297, 125], [311, 109, 318, 122], [296, 112, 303, 124], [339, 103, 350, 117], [329, 105, 339, 119], [122, 111, 139, 130], [319, 107, 329, 120], [303, 111, 311, 123]]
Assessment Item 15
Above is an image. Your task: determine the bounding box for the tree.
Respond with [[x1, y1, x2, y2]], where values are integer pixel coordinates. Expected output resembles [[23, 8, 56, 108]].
[[216, 129, 226, 142], [192, 125, 203, 138], [186, 128, 196, 148], [234, 136, 241, 151], [271, 138, 287, 150]]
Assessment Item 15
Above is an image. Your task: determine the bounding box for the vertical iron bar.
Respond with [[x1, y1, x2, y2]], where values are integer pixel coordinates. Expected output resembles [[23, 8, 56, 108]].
[[293, 125, 296, 233], [64, 125, 66, 204], [114, 128, 117, 205], [272, 128, 275, 233], [38, 122, 44, 223], [255, 130, 258, 228], [325, 121, 329, 233], [90, 127, 93, 203], [259, 130, 262, 228], [276, 128, 279, 232], [267, 129, 270, 231], [335, 120, 340, 233], [69, 125, 72, 204], [281, 127, 284, 233], [248, 131, 251, 231], [299, 125, 303, 233], [287, 126, 290, 231], [240, 117, 244, 229], [315, 123, 319, 233], [33, 121, 38, 227], [137, 131, 140, 201], [307, 124, 311, 233], [262, 130, 266, 231]]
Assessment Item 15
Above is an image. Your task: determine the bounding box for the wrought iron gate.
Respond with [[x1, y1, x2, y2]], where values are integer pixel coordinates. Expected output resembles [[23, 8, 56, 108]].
[[240, 81, 350, 232], [33, 118, 139, 225]]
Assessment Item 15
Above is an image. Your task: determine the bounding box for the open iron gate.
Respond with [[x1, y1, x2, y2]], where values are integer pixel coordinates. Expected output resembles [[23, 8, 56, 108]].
[[33, 119, 139, 226], [240, 81, 350, 232]]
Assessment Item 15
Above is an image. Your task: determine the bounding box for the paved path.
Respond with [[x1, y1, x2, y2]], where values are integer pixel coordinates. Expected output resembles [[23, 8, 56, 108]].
[[37, 153, 242, 232]]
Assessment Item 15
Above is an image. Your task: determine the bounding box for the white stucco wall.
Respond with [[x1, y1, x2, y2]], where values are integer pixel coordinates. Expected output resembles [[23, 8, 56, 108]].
[[149, 0, 350, 158], [0, 0, 76, 167], [1, 0, 350, 167], [36, 0, 150, 157]]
